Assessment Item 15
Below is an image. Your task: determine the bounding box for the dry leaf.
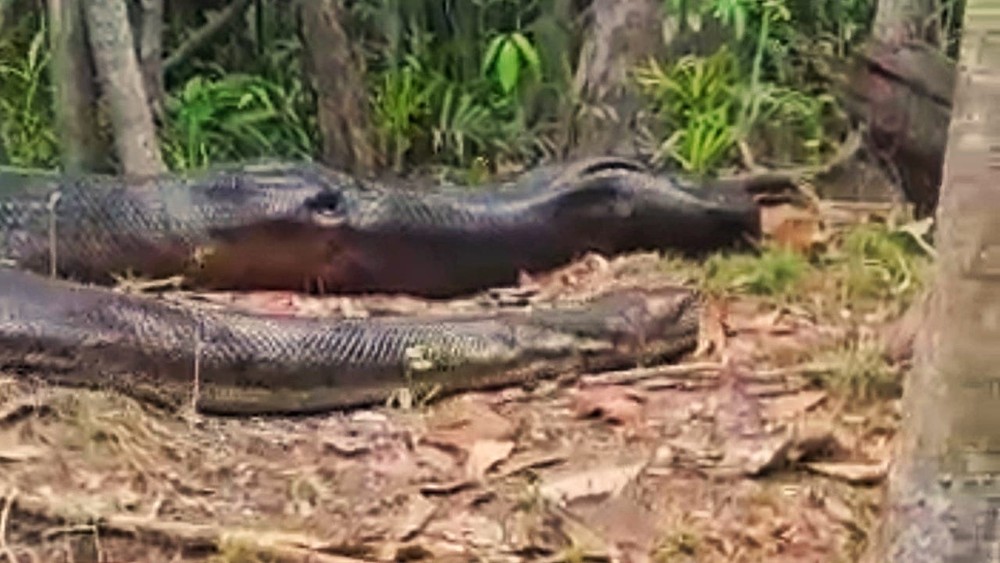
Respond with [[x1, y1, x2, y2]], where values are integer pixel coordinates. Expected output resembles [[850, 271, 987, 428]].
[[539, 463, 646, 505], [465, 439, 515, 481], [724, 431, 795, 477], [805, 461, 889, 484], [392, 494, 439, 541], [0, 444, 45, 462], [695, 297, 728, 358], [763, 391, 828, 421], [760, 204, 825, 253], [423, 397, 515, 453], [322, 435, 371, 457], [571, 386, 646, 426]]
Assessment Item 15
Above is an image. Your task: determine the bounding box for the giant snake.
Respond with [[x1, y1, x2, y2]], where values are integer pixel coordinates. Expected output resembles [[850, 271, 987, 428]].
[[0, 157, 764, 414]]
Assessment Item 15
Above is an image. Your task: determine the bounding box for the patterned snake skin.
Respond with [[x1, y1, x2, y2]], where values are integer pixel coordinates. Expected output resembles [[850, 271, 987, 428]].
[[0, 158, 755, 414]]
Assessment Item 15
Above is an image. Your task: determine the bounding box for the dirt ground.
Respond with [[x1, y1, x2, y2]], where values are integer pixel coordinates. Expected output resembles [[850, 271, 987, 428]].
[[0, 197, 920, 563]]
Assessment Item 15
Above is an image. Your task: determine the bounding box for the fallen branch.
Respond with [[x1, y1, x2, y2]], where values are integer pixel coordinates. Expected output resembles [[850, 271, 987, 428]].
[[6, 490, 367, 563], [714, 127, 865, 191], [0, 487, 16, 563], [581, 361, 723, 386], [164, 0, 251, 73], [581, 360, 836, 388]]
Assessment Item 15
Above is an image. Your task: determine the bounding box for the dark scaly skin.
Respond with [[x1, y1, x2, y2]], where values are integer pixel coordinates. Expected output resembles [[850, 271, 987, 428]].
[[0, 267, 699, 415], [0, 158, 761, 297], [0, 158, 752, 413]]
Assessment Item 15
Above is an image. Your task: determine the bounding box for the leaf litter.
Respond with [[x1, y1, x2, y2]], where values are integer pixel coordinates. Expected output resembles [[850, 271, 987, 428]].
[[0, 199, 922, 562]]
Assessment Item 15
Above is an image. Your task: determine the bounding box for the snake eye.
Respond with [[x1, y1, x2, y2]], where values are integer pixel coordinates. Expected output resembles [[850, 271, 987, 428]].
[[305, 191, 345, 223]]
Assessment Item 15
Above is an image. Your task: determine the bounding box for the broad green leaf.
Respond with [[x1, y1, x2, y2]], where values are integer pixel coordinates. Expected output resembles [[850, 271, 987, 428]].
[[509, 32, 542, 80], [481, 35, 506, 76], [496, 39, 521, 94]]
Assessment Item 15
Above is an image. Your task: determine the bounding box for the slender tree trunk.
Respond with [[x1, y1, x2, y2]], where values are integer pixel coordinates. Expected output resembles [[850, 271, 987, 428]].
[[570, 0, 666, 158], [84, 0, 165, 176], [873, 0, 940, 44], [0, 0, 13, 35], [137, 0, 165, 118], [870, 0, 1000, 560], [299, 0, 378, 174], [47, 0, 108, 172]]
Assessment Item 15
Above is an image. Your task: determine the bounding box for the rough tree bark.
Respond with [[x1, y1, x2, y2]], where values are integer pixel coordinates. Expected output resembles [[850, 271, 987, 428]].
[[299, 0, 378, 175], [870, 0, 1000, 560], [570, 0, 666, 158], [47, 0, 108, 173], [84, 0, 165, 177], [872, 0, 940, 44], [136, 0, 165, 117]]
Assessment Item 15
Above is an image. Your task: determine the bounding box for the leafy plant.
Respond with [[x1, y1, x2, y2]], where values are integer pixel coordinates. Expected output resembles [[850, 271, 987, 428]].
[[355, 0, 569, 176], [482, 31, 542, 95], [370, 56, 439, 171], [161, 70, 315, 171], [829, 222, 931, 303], [0, 21, 58, 168], [702, 245, 812, 297], [812, 337, 901, 401], [635, 47, 740, 173]]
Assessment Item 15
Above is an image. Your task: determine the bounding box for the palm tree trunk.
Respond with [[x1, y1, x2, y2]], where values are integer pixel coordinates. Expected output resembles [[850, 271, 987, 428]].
[[871, 0, 1000, 559]]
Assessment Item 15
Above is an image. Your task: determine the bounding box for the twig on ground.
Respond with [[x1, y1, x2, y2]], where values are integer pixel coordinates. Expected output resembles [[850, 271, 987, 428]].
[[164, 0, 251, 72], [111, 274, 185, 294], [582, 362, 723, 386], [5, 490, 368, 562], [720, 127, 865, 188], [581, 361, 836, 388], [0, 487, 17, 563]]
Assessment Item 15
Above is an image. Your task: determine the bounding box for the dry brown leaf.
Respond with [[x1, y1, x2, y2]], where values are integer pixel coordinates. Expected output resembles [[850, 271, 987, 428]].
[[695, 297, 728, 358], [763, 391, 828, 421], [805, 461, 889, 484], [392, 494, 439, 541], [760, 204, 825, 253], [422, 397, 515, 453], [539, 463, 646, 505], [464, 439, 515, 481], [716, 431, 794, 477], [571, 386, 646, 426], [322, 435, 371, 457], [0, 444, 45, 462]]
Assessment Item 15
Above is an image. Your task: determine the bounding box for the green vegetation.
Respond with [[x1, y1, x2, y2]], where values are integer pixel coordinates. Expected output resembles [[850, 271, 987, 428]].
[[813, 335, 902, 401], [700, 220, 931, 308], [0, 15, 57, 168], [0, 0, 888, 180]]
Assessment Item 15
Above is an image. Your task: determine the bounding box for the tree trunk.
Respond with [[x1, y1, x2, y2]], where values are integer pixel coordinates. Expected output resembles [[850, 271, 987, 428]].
[[299, 0, 378, 175], [136, 0, 165, 118], [47, 0, 108, 172], [870, 0, 1000, 560], [0, 0, 13, 35], [570, 0, 666, 158], [84, 0, 165, 177], [873, 0, 940, 44]]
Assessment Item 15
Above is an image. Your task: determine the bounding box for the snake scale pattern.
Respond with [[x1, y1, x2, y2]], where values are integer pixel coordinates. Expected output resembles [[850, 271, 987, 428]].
[[0, 158, 761, 414]]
